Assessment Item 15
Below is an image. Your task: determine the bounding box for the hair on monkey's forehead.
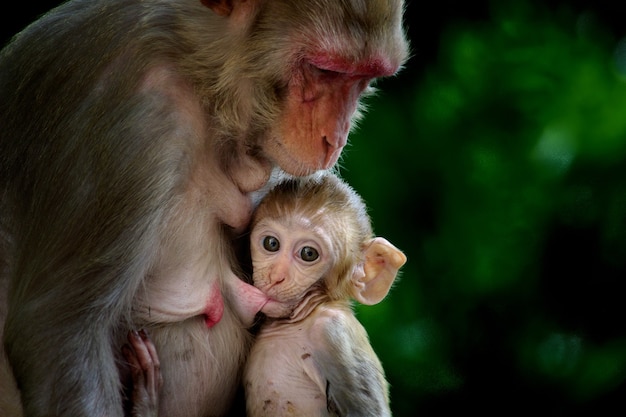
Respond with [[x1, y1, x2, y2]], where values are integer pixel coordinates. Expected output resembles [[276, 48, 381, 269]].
[[251, 173, 373, 250]]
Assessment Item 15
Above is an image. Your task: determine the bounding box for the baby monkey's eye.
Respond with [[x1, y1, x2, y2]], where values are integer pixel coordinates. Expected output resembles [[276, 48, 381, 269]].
[[262, 236, 280, 252], [299, 246, 319, 262]]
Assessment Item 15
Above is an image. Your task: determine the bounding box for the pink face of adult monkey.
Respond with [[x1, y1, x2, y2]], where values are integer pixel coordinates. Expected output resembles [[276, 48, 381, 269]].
[[0, 1, 409, 416]]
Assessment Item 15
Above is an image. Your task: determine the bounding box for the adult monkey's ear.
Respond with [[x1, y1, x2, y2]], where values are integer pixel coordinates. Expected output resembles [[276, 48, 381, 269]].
[[200, 0, 258, 17], [200, 0, 259, 26], [351, 237, 407, 305], [200, 0, 233, 16]]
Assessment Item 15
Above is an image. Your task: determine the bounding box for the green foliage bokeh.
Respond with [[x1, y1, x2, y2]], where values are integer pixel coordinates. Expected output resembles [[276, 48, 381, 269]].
[[340, 2, 626, 415]]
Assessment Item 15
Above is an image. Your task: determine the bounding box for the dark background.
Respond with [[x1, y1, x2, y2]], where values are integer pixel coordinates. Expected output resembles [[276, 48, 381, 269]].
[[3, 1, 626, 416]]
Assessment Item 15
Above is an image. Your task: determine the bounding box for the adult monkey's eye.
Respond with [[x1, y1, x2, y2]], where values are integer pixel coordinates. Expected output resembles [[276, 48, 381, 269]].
[[315, 66, 341, 79], [300, 246, 319, 262], [262, 236, 280, 252]]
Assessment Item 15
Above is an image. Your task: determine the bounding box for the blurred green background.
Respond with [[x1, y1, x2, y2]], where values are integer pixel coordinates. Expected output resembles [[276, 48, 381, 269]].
[[342, 1, 626, 415], [3, 1, 626, 415]]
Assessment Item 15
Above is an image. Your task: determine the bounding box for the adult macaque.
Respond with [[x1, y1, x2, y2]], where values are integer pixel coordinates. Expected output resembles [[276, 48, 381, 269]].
[[0, 0, 408, 416], [244, 172, 407, 416]]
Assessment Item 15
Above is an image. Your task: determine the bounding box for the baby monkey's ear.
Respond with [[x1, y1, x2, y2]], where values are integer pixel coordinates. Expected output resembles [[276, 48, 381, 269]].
[[351, 237, 407, 305]]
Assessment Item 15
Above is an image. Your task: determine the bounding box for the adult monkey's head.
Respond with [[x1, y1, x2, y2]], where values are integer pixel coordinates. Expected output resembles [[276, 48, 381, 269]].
[[202, 0, 410, 177]]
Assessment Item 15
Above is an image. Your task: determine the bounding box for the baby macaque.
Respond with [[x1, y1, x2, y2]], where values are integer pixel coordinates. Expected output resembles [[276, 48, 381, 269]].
[[243, 172, 407, 417]]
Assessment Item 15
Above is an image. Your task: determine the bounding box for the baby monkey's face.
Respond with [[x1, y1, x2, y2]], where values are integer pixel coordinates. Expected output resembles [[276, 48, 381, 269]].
[[250, 214, 335, 318]]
